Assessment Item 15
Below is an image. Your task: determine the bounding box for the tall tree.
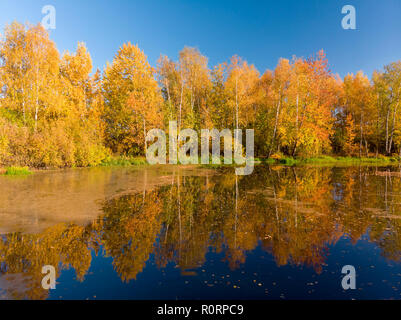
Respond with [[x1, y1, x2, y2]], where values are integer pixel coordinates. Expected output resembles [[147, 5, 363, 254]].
[[103, 42, 162, 155]]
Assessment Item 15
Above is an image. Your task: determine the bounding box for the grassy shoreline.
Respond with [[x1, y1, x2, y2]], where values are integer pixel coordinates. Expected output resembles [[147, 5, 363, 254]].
[[0, 156, 149, 175], [271, 155, 401, 166], [99, 155, 148, 167], [1, 155, 400, 175], [0, 166, 33, 176]]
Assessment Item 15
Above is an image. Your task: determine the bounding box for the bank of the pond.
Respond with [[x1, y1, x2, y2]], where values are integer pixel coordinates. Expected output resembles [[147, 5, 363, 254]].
[[200, 155, 401, 168], [0, 166, 33, 176], [267, 155, 401, 166], [0, 156, 148, 175], [2, 155, 401, 176], [99, 155, 148, 167]]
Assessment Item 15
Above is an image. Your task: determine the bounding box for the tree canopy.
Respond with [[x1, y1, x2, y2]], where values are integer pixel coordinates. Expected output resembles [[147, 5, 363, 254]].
[[1, 22, 401, 168]]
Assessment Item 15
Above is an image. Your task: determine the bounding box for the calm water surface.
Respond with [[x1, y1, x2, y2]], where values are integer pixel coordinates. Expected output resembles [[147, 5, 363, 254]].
[[1, 165, 401, 300]]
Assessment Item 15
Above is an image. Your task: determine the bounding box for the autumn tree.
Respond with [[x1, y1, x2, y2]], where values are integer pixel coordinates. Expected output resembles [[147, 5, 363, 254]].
[[0, 22, 108, 167], [207, 63, 231, 129], [1, 20, 401, 167], [103, 42, 162, 155], [0, 22, 61, 127], [267, 58, 291, 157], [225, 55, 259, 130], [343, 72, 374, 157], [157, 47, 211, 132], [383, 62, 401, 155]]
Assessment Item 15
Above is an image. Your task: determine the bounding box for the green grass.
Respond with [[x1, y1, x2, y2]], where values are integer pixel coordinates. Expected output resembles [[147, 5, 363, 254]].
[[100, 156, 148, 167], [3, 166, 33, 176], [3, 155, 398, 173], [303, 156, 400, 164], [199, 156, 262, 168], [279, 157, 298, 165], [267, 155, 401, 166]]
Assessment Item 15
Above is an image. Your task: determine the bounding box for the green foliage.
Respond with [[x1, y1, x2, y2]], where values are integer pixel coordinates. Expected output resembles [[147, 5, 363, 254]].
[[279, 157, 298, 165], [100, 155, 147, 167], [270, 155, 401, 166], [4, 166, 32, 176]]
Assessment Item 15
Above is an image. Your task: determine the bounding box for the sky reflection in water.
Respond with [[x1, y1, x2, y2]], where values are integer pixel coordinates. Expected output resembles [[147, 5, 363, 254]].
[[1, 165, 401, 300]]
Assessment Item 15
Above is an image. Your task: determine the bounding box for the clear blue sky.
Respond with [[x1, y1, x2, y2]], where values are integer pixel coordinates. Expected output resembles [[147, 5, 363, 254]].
[[1, 0, 400, 78]]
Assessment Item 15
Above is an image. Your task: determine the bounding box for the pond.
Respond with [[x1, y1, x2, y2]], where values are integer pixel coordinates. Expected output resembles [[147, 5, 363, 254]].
[[1, 164, 401, 300]]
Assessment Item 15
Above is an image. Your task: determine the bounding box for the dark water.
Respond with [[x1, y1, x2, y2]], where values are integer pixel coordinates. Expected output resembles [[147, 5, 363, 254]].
[[1, 165, 401, 300]]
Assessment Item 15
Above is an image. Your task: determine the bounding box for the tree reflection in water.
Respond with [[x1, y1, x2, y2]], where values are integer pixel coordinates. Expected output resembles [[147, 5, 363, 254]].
[[1, 165, 401, 299]]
